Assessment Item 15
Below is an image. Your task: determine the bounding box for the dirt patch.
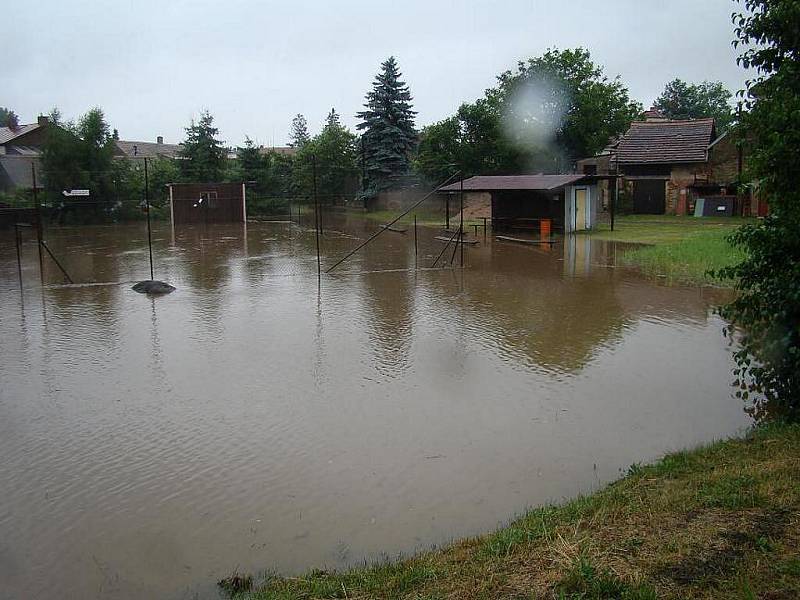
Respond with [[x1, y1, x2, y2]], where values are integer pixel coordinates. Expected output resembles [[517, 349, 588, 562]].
[[655, 507, 791, 588]]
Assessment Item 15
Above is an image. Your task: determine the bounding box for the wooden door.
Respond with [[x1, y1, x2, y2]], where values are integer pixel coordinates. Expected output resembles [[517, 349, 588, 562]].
[[575, 188, 587, 230], [632, 180, 666, 214]]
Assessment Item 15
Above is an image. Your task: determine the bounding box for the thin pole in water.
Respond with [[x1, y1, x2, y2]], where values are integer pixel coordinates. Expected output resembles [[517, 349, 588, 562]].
[[14, 222, 23, 291], [610, 175, 617, 232], [459, 178, 464, 268], [445, 194, 450, 230], [144, 157, 154, 281], [32, 165, 44, 284], [361, 137, 367, 194], [312, 154, 321, 278]]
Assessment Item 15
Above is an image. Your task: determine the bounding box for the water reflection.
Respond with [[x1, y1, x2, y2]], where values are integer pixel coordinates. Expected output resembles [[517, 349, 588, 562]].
[[0, 217, 745, 600]]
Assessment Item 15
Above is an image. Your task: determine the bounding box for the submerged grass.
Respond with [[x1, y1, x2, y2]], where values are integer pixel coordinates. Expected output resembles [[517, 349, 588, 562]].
[[582, 215, 752, 286], [223, 422, 800, 599], [362, 209, 487, 229]]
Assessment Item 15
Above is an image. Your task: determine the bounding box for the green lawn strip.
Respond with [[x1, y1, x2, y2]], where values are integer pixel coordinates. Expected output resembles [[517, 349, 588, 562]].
[[582, 216, 751, 286], [222, 422, 800, 599]]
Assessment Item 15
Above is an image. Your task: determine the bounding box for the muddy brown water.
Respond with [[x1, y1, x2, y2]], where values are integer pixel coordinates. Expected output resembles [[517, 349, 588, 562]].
[[0, 215, 749, 599]]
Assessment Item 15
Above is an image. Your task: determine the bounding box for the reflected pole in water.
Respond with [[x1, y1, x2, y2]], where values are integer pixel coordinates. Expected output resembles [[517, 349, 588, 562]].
[[610, 174, 617, 232], [144, 157, 154, 281], [414, 214, 418, 269], [14, 223, 23, 291], [312, 154, 321, 278]]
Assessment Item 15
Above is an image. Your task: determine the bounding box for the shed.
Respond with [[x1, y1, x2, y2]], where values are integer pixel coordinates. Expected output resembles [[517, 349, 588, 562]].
[[439, 175, 597, 233], [168, 182, 247, 225]]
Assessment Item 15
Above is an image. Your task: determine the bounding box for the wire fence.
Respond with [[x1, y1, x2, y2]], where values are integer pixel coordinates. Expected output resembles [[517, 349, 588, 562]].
[[0, 156, 416, 224]]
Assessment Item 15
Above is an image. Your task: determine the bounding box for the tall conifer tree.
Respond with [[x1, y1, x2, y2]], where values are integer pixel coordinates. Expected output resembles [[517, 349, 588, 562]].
[[356, 57, 417, 193]]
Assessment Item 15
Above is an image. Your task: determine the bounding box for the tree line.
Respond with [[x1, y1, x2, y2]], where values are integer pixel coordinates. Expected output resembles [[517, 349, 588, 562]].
[[2, 47, 736, 219]]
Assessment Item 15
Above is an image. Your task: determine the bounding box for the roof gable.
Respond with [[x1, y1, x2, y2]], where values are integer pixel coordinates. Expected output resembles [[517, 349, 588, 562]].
[[115, 140, 183, 158], [616, 118, 715, 164], [0, 123, 41, 145]]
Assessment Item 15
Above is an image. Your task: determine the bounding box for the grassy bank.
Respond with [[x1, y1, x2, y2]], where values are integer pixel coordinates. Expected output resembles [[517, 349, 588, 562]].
[[222, 422, 800, 599], [582, 216, 752, 286]]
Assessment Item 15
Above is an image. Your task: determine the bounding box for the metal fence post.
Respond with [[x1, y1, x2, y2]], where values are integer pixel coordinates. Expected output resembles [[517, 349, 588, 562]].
[[144, 157, 154, 280], [460, 178, 464, 268], [313, 154, 321, 278]]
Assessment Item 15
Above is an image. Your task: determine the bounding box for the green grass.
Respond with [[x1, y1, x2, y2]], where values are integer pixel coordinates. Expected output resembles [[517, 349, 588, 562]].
[[581, 215, 753, 286], [221, 422, 800, 600]]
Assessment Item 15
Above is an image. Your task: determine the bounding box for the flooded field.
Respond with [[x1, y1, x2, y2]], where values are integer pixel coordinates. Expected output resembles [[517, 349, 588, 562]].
[[0, 215, 750, 599]]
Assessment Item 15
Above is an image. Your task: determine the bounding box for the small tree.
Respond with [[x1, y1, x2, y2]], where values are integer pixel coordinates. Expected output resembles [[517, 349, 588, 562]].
[[179, 110, 226, 182], [233, 137, 267, 188], [0, 107, 19, 129], [356, 56, 417, 194], [717, 0, 800, 422], [655, 79, 735, 132], [39, 107, 144, 222], [289, 114, 310, 148], [305, 108, 358, 202]]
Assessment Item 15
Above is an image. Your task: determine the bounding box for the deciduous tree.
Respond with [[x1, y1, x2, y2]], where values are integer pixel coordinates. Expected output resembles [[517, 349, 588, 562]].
[[717, 0, 800, 421], [655, 79, 735, 132], [414, 48, 641, 183], [0, 107, 19, 129]]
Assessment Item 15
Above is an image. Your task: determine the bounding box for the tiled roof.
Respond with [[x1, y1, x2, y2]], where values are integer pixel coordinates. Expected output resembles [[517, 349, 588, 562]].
[[615, 118, 715, 164], [439, 174, 588, 192], [0, 123, 41, 145], [115, 139, 183, 159], [258, 146, 297, 156]]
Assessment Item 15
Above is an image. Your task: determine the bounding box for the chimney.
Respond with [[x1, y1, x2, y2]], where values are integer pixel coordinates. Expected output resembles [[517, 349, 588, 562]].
[[643, 106, 668, 122], [37, 115, 49, 127], [157, 135, 163, 144]]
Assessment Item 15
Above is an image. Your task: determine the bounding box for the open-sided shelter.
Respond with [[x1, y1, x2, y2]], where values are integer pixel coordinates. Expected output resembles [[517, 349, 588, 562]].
[[439, 175, 597, 233]]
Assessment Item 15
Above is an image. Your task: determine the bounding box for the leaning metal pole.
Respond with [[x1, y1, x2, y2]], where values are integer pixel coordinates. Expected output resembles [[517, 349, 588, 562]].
[[326, 170, 461, 274], [431, 224, 461, 268]]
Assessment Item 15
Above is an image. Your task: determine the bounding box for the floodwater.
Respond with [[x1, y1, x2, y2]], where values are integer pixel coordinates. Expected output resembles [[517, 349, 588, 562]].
[[0, 215, 749, 599]]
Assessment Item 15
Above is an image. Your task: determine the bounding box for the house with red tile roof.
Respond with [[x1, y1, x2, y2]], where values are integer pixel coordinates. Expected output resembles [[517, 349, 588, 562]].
[[577, 108, 749, 216]]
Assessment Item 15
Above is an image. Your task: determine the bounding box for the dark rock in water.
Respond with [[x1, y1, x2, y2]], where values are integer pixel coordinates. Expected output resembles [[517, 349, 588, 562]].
[[132, 280, 175, 295]]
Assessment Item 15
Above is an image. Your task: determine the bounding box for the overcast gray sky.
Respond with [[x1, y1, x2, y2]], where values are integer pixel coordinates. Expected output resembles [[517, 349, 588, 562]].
[[4, 0, 747, 147]]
